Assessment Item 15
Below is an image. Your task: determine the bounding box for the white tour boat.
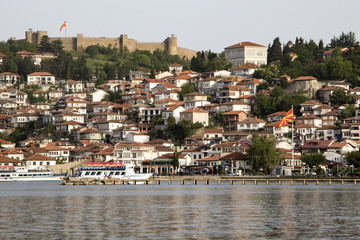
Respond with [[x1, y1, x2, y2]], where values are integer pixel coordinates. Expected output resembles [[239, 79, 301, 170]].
[[0, 166, 65, 182], [76, 162, 154, 182]]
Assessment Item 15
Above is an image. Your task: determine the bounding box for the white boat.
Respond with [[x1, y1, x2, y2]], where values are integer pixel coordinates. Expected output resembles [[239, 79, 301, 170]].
[[76, 162, 154, 181], [0, 166, 65, 182]]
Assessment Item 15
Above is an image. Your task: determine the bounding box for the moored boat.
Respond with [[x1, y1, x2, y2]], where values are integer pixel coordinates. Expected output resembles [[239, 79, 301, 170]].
[[75, 162, 154, 181], [0, 166, 65, 182]]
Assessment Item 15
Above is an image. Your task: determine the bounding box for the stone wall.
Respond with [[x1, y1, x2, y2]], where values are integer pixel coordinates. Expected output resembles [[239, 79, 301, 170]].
[[22, 30, 196, 59], [285, 80, 324, 99]]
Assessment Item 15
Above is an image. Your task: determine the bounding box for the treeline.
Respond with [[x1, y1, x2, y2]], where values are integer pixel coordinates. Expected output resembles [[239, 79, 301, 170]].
[[84, 45, 190, 81], [0, 36, 192, 82], [253, 87, 307, 117], [190, 50, 232, 73], [256, 32, 360, 87]]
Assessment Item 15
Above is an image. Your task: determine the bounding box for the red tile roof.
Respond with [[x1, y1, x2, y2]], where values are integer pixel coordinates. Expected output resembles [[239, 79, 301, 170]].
[[181, 107, 208, 113], [225, 42, 266, 48], [28, 72, 54, 76]]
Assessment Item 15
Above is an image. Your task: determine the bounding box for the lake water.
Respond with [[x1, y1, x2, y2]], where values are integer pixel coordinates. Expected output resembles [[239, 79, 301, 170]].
[[1, 181, 360, 239]]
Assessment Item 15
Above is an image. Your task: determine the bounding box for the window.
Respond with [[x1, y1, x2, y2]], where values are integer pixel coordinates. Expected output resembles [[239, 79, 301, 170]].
[[33, 162, 37, 165], [132, 153, 137, 158]]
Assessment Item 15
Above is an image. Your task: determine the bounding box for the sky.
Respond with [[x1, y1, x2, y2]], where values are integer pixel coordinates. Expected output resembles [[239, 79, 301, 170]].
[[1, 0, 360, 53]]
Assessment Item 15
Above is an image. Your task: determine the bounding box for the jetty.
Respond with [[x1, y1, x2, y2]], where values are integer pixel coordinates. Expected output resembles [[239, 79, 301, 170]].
[[62, 176, 360, 186]]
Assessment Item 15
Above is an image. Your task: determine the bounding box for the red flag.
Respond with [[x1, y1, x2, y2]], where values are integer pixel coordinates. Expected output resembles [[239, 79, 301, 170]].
[[59, 21, 66, 33], [275, 109, 293, 128]]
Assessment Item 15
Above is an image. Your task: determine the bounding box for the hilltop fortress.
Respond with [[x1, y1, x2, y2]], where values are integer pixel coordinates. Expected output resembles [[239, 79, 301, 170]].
[[19, 30, 196, 59]]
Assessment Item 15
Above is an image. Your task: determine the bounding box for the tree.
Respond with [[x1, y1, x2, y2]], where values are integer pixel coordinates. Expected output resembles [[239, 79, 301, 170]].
[[247, 134, 282, 173], [280, 76, 289, 89], [180, 84, 195, 100], [329, 89, 355, 106], [340, 104, 355, 119], [39, 35, 52, 53], [329, 31, 357, 48], [253, 63, 280, 80], [268, 37, 282, 62], [301, 153, 326, 168], [150, 67, 156, 79], [346, 151, 360, 168]]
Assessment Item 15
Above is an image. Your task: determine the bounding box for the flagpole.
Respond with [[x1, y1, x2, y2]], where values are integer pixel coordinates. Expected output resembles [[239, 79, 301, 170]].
[[291, 105, 294, 172]]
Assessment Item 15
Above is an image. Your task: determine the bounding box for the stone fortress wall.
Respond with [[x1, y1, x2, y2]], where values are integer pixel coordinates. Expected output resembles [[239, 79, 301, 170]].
[[22, 30, 196, 59]]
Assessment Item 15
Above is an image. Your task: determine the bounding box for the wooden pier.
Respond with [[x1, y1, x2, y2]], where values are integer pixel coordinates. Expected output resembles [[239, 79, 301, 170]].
[[62, 176, 360, 186]]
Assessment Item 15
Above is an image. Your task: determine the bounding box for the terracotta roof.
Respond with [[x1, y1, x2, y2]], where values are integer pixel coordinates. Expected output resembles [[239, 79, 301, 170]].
[[56, 120, 83, 126], [196, 155, 221, 162], [0, 139, 15, 145], [175, 75, 191, 80], [225, 42, 266, 48], [222, 110, 246, 115], [0, 52, 8, 57], [27, 72, 54, 76], [238, 117, 266, 124], [181, 107, 208, 113], [220, 152, 248, 160], [317, 125, 339, 130], [226, 85, 249, 91], [230, 62, 261, 70], [328, 142, 349, 148], [169, 63, 182, 67], [291, 76, 318, 81], [16, 51, 36, 55], [184, 92, 207, 96], [23, 154, 56, 161], [267, 111, 287, 117], [204, 128, 223, 134], [300, 100, 322, 106], [302, 140, 333, 149], [155, 98, 178, 103], [238, 78, 262, 85], [0, 156, 21, 164]]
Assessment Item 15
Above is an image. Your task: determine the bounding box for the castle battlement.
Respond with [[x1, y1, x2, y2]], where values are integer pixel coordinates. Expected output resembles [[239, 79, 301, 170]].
[[22, 30, 196, 59]]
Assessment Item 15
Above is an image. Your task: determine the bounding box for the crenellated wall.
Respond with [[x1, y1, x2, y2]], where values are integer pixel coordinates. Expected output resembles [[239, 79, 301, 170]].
[[23, 30, 196, 59]]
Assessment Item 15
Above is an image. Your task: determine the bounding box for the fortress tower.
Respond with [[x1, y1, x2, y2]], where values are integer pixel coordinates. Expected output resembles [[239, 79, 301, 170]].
[[165, 35, 178, 55], [25, 30, 48, 47]]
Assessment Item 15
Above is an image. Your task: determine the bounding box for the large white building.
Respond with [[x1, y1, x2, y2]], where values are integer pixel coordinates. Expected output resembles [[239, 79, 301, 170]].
[[224, 42, 267, 67]]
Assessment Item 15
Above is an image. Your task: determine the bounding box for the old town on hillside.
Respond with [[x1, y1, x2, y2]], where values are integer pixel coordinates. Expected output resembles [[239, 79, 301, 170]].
[[0, 31, 360, 177]]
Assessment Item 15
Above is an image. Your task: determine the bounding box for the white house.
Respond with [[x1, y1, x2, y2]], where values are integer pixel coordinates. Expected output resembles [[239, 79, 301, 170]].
[[225, 41, 267, 67], [27, 72, 55, 85], [162, 105, 186, 125], [125, 132, 150, 143], [87, 90, 109, 102]]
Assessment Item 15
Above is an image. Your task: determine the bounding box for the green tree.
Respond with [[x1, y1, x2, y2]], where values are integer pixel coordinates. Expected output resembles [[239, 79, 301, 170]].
[[247, 134, 282, 173], [150, 67, 156, 78], [253, 63, 280, 79], [340, 104, 355, 119], [301, 153, 326, 168], [329, 31, 357, 48], [268, 37, 282, 62], [39, 35, 52, 53], [346, 151, 360, 168], [180, 84, 195, 100], [329, 89, 355, 106], [280, 76, 289, 89]]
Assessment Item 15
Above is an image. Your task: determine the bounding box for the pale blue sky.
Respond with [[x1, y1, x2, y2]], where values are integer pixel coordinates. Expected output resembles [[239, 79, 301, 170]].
[[1, 0, 360, 52]]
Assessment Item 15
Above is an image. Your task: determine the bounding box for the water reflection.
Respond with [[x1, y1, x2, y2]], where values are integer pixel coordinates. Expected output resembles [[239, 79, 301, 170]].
[[0, 182, 360, 239]]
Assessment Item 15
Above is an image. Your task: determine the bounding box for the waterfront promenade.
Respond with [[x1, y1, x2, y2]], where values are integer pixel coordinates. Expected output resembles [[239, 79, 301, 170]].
[[62, 175, 360, 186]]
